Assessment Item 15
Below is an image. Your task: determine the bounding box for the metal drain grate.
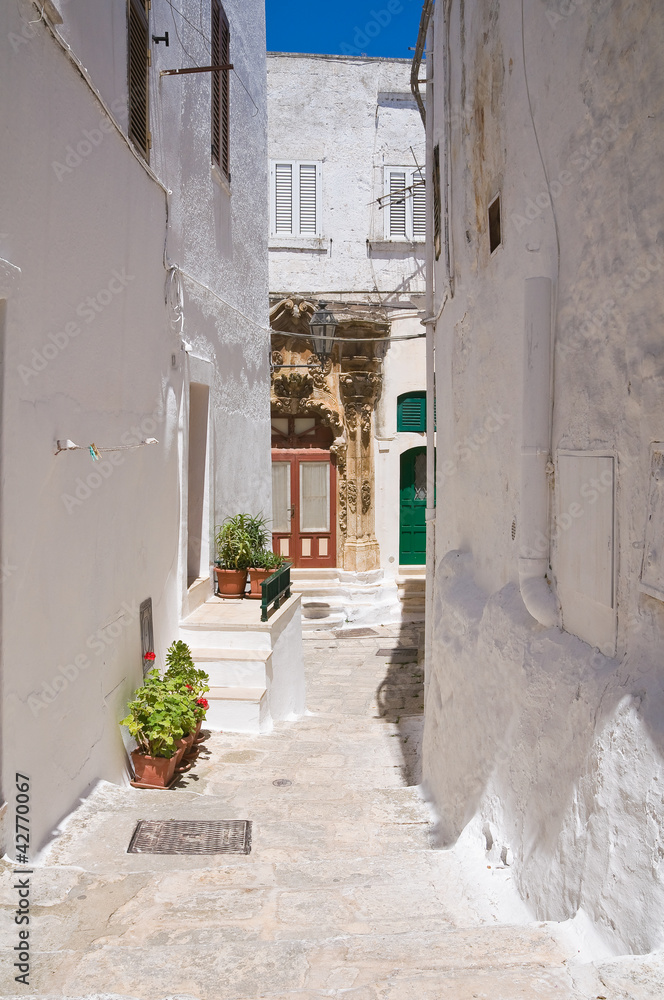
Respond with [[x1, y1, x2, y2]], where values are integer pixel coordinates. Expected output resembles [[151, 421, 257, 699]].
[[127, 819, 252, 855]]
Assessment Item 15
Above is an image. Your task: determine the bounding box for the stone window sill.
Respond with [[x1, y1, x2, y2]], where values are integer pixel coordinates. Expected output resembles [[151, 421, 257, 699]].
[[269, 237, 329, 252]]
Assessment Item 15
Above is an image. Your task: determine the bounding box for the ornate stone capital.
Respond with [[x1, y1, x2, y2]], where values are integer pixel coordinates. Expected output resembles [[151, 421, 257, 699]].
[[272, 372, 314, 401]]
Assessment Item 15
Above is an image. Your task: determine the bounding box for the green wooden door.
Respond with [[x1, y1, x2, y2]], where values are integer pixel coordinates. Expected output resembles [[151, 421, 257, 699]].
[[400, 447, 428, 565]]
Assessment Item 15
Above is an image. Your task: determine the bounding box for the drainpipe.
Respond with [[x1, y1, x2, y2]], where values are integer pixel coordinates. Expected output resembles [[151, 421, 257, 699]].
[[519, 276, 559, 628], [423, 16, 436, 533], [412, 1, 437, 669]]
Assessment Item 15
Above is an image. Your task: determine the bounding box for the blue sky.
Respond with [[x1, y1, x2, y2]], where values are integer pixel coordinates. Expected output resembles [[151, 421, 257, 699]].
[[265, 0, 422, 60]]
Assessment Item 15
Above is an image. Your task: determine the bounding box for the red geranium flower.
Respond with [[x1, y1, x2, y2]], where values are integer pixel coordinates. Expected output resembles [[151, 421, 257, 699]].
[[196, 697, 209, 710], [144, 651, 156, 661], [185, 684, 192, 690]]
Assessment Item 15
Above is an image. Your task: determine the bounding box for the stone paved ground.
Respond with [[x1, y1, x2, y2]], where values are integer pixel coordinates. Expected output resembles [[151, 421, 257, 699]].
[[2, 624, 663, 999]]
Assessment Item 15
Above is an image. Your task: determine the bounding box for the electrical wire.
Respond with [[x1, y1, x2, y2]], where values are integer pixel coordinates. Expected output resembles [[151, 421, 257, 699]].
[[162, 0, 260, 116], [270, 328, 426, 344], [162, 0, 210, 47]]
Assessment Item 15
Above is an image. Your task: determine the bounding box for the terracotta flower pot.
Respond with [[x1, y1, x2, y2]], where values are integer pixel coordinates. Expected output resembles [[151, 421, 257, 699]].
[[215, 568, 248, 598], [173, 730, 195, 767], [131, 750, 177, 787], [246, 568, 273, 599]]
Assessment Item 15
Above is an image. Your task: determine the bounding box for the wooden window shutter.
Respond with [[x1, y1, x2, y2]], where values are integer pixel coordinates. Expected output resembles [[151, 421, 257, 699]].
[[211, 0, 230, 180], [389, 171, 407, 238], [397, 392, 427, 432], [412, 169, 426, 241], [128, 0, 150, 160], [274, 163, 293, 233], [433, 144, 442, 260], [299, 163, 317, 234]]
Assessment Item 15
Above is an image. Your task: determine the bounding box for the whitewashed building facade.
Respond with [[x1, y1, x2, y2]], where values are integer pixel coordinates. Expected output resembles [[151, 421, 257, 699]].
[[267, 53, 428, 622], [0, 0, 272, 854], [421, 0, 664, 955]]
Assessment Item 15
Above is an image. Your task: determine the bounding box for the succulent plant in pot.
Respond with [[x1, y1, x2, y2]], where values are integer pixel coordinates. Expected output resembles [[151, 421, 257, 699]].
[[214, 513, 255, 597]]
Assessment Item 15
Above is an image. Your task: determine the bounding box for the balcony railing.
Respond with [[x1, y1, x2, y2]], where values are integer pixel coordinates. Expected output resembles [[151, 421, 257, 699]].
[[260, 563, 291, 622]]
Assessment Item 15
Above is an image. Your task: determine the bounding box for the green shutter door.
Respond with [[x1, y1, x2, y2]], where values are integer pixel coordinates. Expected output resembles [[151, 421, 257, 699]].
[[399, 447, 427, 565]]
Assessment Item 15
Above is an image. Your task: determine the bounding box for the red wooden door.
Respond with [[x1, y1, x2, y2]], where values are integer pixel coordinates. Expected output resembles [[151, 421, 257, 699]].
[[271, 449, 336, 568], [271, 415, 337, 568]]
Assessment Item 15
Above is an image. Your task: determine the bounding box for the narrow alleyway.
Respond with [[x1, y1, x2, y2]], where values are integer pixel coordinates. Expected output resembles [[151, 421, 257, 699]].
[[2, 625, 653, 999]]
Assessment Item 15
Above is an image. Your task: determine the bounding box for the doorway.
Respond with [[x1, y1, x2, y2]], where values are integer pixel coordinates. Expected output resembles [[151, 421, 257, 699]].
[[399, 447, 427, 565], [187, 382, 210, 585], [271, 415, 336, 568]]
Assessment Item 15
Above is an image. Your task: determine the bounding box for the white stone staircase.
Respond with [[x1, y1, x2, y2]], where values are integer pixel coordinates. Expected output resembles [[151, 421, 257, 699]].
[[187, 647, 271, 733], [290, 567, 424, 629], [179, 593, 305, 735], [396, 566, 426, 616]]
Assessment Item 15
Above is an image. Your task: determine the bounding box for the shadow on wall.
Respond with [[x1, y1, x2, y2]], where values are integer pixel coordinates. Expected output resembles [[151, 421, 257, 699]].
[[423, 549, 664, 955], [375, 622, 424, 786]]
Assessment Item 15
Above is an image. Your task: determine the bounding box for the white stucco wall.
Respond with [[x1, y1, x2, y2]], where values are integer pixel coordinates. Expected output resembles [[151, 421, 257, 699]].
[[426, 0, 664, 954], [0, 0, 270, 854], [267, 54, 427, 574]]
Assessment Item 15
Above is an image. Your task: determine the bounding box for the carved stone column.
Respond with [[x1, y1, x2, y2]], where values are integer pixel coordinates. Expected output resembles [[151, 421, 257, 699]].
[[339, 364, 382, 571], [269, 297, 387, 574]]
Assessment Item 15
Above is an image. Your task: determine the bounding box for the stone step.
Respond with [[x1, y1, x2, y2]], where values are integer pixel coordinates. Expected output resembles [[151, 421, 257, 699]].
[[190, 647, 271, 688], [206, 685, 269, 734], [396, 576, 427, 589]]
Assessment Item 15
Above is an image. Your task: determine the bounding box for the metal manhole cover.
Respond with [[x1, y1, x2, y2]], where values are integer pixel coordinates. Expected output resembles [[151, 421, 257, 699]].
[[127, 819, 252, 855], [376, 647, 419, 662]]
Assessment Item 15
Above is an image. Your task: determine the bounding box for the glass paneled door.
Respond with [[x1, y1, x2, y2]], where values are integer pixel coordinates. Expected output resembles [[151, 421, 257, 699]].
[[271, 450, 336, 567]]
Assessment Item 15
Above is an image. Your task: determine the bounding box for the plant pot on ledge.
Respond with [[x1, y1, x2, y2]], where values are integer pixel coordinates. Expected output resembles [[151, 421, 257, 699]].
[[214, 514, 258, 599], [246, 551, 286, 599], [215, 567, 248, 598]]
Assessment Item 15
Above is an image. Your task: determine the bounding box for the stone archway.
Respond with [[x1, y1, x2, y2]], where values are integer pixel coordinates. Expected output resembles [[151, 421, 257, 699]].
[[270, 296, 388, 571]]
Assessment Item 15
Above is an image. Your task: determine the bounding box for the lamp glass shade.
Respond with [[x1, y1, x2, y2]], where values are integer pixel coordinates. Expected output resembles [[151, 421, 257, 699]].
[[309, 302, 337, 361]]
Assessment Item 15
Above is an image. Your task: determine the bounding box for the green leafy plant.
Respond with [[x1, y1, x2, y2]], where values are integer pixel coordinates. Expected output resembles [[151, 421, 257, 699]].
[[252, 549, 286, 572], [121, 670, 196, 758], [164, 640, 209, 700], [215, 513, 255, 570], [245, 513, 270, 562]]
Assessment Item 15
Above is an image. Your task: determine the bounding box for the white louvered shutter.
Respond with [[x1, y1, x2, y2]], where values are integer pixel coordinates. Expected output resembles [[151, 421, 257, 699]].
[[412, 169, 426, 240], [299, 163, 317, 234], [389, 171, 407, 237], [274, 163, 293, 233]]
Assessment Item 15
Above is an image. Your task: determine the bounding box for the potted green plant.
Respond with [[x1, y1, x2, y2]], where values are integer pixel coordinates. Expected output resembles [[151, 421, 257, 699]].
[[121, 670, 196, 787], [247, 549, 286, 599], [214, 513, 255, 597], [164, 640, 210, 740]]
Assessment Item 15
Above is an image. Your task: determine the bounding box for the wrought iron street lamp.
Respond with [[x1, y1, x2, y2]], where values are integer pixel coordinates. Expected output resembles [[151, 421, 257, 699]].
[[308, 302, 338, 365]]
